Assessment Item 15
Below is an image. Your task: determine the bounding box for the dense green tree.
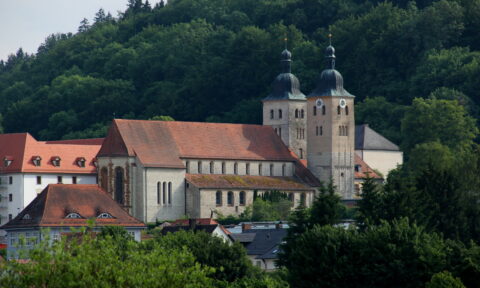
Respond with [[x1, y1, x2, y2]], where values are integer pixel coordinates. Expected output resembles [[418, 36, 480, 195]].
[[426, 271, 465, 288]]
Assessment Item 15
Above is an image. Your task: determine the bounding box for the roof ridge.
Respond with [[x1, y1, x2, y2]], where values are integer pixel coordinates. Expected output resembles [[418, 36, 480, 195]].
[[114, 118, 266, 129]]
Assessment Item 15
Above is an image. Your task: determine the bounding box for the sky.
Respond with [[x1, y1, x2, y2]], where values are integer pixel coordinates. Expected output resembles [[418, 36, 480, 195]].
[[0, 0, 161, 61]]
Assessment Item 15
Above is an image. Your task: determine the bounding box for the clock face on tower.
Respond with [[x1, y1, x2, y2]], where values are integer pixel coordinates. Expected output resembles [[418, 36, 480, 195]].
[[339, 98, 347, 108], [315, 99, 324, 108]]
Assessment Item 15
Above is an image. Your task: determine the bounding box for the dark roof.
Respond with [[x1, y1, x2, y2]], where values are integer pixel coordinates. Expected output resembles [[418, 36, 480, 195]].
[[1, 184, 145, 229], [98, 119, 296, 168], [186, 174, 314, 191], [355, 124, 400, 151], [243, 229, 287, 258], [259, 244, 282, 259], [230, 233, 256, 243], [161, 224, 219, 235]]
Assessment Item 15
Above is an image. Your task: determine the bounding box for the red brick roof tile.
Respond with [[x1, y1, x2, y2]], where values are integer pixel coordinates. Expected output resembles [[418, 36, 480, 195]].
[[1, 184, 145, 229], [354, 154, 382, 179]]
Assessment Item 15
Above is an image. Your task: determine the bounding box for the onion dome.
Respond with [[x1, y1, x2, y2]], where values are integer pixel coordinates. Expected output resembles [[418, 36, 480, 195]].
[[308, 44, 354, 98], [264, 48, 306, 101]]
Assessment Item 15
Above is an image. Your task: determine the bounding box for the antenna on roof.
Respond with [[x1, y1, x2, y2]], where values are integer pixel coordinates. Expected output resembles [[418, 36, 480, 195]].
[[284, 34, 288, 50]]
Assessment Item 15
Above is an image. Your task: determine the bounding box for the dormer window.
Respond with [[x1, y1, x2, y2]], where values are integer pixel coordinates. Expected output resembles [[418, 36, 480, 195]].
[[76, 157, 86, 168], [355, 164, 361, 172], [65, 212, 82, 219], [51, 156, 61, 167], [22, 214, 31, 220], [4, 156, 13, 167], [97, 212, 114, 219], [32, 156, 42, 166]]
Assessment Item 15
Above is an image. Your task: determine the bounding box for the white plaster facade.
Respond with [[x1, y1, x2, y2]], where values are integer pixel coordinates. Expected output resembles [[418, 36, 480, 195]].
[[355, 150, 403, 178]]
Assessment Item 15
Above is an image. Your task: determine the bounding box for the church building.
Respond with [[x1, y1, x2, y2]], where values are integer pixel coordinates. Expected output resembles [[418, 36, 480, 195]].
[[96, 44, 399, 222]]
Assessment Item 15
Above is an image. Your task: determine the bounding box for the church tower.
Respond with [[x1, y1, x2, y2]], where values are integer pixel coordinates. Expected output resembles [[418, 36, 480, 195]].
[[263, 48, 307, 159], [306, 43, 355, 199]]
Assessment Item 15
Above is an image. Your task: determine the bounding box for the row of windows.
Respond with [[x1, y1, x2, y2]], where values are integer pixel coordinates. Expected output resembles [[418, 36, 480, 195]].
[[315, 126, 323, 136], [295, 109, 305, 119], [216, 191, 246, 206], [269, 109, 283, 119], [186, 161, 289, 176], [296, 128, 305, 139], [313, 105, 349, 116], [339, 126, 349, 136], [270, 109, 306, 119], [157, 182, 172, 205]]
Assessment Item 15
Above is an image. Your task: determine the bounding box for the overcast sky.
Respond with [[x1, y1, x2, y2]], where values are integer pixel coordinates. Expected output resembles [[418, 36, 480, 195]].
[[0, 0, 161, 61]]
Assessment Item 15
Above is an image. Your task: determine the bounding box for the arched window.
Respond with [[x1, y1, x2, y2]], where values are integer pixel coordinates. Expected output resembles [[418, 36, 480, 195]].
[[270, 109, 274, 119], [186, 161, 190, 173], [300, 193, 306, 207], [100, 167, 108, 191], [162, 182, 166, 205], [299, 148, 304, 159], [210, 161, 214, 174], [322, 105, 326, 115], [168, 182, 172, 204], [313, 106, 317, 116], [157, 182, 161, 204], [222, 162, 226, 174], [234, 162, 238, 175], [227, 191, 234, 206], [278, 109, 282, 119], [295, 109, 299, 118], [246, 163, 250, 175], [258, 164, 263, 176], [269, 164, 274, 176], [65, 213, 82, 219], [345, 105, 349, 115], [301, 109, 305, 118], [337, 106, 341, 115], [282, 164, 286, 176], [216, 191, 222, 206], [198, 161, 202, 173], [114, 167, 124, 205], [239, 191, 246, 206]]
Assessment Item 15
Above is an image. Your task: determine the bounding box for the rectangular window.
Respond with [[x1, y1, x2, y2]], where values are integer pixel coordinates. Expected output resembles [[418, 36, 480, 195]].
[[186, 161, 190, 173], [57, 176, 63, 183], [246, 163, 250, 175], [9, 176, 12, 184], [8, 214, 12, 221], [72, 176, 77, 184], [36, 176, 42, 185], [222, 162, 226, 174], [9, 194, 12, 202]]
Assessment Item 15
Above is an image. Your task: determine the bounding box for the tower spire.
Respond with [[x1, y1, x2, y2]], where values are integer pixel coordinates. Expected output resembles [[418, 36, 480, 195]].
[[326, 33, 335, 69], [281, 37, 292, 73]]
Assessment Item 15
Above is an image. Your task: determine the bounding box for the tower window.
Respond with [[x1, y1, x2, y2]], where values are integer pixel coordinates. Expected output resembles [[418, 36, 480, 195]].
[[320, 126, 323, 136], [216, 191, 222, 206], [316, 126, 318, 136], [114, 167, 124, 205], [222, 162, 226, 174], [278, 109, 282, 119], [301, 109, 305, 118], [270, 164, 274, 176], [295, 109, 299, 118], [259, 164, 263, 176], [210, 161, 214, 174], [322, 106, 326, 115], [234, 162, 238, 175], [270, 109, 274, 119], [337, 106, 341, 115], [313, 106, 317, 116], [346, 106, 349, 115]]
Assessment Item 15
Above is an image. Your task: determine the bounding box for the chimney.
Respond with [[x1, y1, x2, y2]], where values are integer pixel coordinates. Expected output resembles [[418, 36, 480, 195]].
[[241, 223, 252, 232], [275, 223, 283, 229], [189, 218, 197, 230]]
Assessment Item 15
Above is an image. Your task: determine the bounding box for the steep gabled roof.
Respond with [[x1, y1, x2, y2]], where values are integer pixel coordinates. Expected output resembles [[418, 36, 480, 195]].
[[354, 154, 382, 179], [1, 184, 145, 229], [243, 229, 287, 258], [0, 133, 102, 174], [355, 124, 399, 151], [98, 119, 296, 168]]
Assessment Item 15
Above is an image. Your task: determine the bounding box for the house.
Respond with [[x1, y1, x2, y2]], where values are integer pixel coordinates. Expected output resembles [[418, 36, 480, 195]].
[[161, 218, 231, 242], [0, 133, 102, 232], [1, 184, 145, 259]]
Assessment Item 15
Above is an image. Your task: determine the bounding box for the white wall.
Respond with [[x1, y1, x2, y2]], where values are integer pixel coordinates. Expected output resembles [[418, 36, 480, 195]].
[[355, 150, 403, 178], [184, 159, 295, 177]]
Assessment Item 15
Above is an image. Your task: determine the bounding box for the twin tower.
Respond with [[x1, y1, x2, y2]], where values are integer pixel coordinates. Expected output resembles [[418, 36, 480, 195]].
[[262, 44, 355, 199]]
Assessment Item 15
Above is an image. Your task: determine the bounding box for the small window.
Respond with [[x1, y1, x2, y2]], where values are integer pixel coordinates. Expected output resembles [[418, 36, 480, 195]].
[[299, 148, 304, 159], [278, 109, 282, 119], [258, 164, 263, 176], [346, 106, 349, 115], [301, 109, 305, 118], [295, 109, 299, 118], [313, 106, 317, 116], [320, 126, 323, 136], [57, 176, 63, 183], [355, 164, 361, 172], [270, 109, 274, 119], [234, 162, 238, 175], [210, 161, 214, 174], [51, 156, 61, 167], [76, 157, 86, 168], [72, 176, 77, 184], [322, 106, 326, 115], [36, 176, 42, 185], [186, 161, 190, 173], [32, 156, 41, 166], [222, 162, 226, 174], [9, 176, 12, 185], [216, 191, 222, 206], [227, 191, 234, 206], [4, 157, 12, 167], [337, 106, 341, 115], [198, 161, 202, 173], [168, 182, 172, 204], [157, 182, 161, 204], [97, 212, 114, 219], [269, 164, 274, 176], [316, 126, 318, 136], [9, 194, 12, 202], [282, 164, 286, 176], [239, 191, 246, 206], [300, 193, 306, 207], [9, 214, 12, 221], [163, 182, 166, 205], [246, 163, 250, 175], [65, 212, 82, 219]]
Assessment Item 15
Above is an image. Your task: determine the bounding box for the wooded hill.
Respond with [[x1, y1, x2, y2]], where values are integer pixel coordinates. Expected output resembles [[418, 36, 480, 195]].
[[0, 0, 479, 147]]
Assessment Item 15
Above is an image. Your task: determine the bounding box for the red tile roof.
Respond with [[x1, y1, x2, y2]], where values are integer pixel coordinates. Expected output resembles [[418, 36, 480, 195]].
[[186, 174, 314, 191], [0, 133, 102, 174], [98, 119, 295, 168], [171, 218, 219, 226], [354, 155, 382, 179], [1, 184, 145, 229]]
